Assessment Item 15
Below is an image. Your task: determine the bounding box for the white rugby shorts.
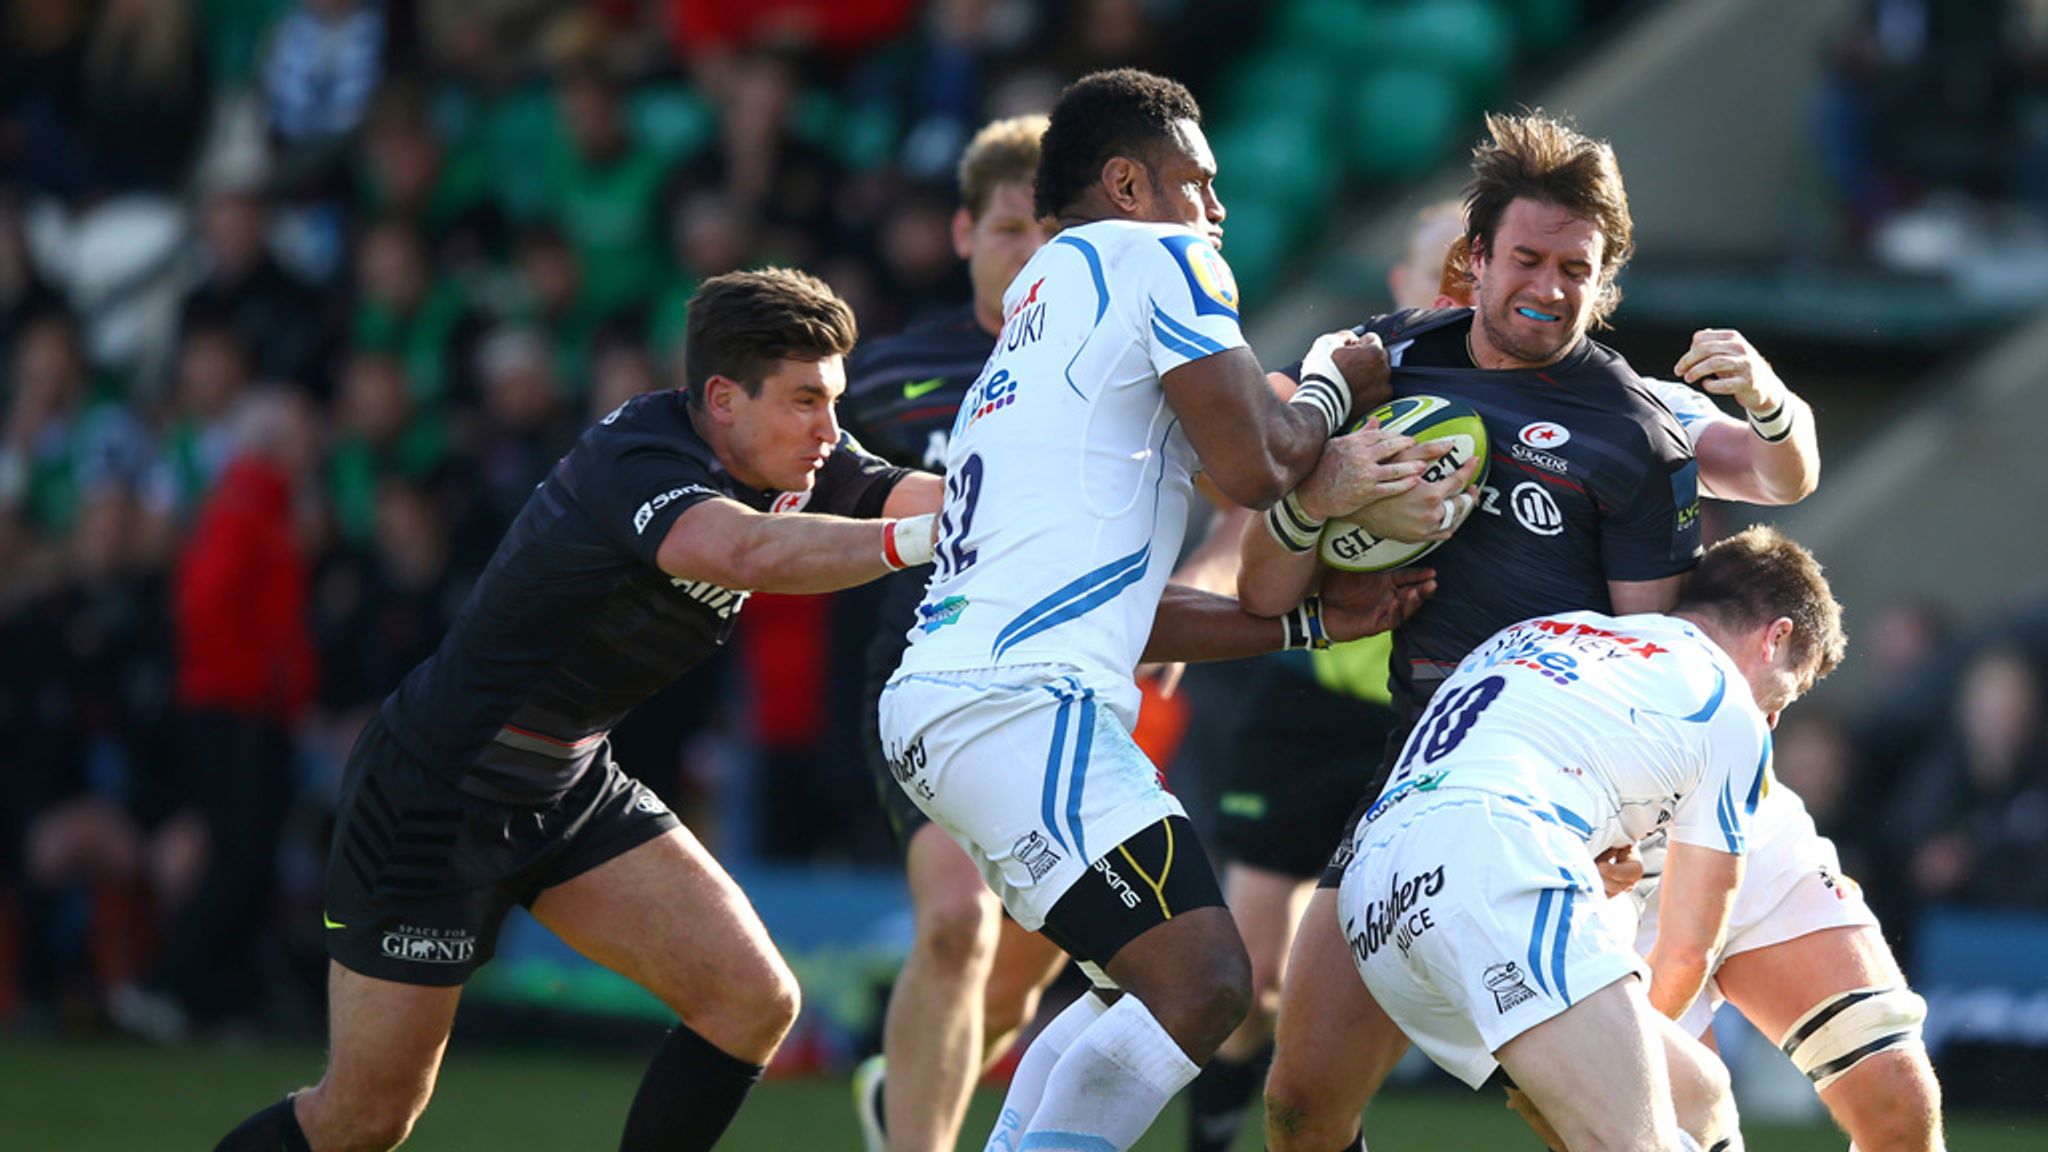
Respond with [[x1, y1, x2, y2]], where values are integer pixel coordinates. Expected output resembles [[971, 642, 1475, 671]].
[[1634, 799, 1879, 1037], [877, 665, 1184, 931], [1339, 789, 1646, 1088]]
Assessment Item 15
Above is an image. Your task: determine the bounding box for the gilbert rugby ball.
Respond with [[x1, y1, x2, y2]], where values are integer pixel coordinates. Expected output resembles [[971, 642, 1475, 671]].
[[1318, 394, 1490, 573]]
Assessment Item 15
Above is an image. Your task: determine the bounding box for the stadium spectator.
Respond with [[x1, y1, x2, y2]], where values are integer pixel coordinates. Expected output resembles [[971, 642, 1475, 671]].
[[177, 183, 332, 394], [114, 388, 321, 1041], [261, 0, 387, 192], [326, 352, 445, 549], [348, 216, 477, 407], [542, 64, 669, 317], [0, 313, 152, 604], [1, 483, 181, 1029], [1889, 645, 2048, 911], [73, 0, 212, 197]]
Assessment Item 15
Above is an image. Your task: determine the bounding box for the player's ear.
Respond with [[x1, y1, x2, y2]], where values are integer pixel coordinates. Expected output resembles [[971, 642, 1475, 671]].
[[1764, 616, 1795, 664], [1102, 155, 1145, 214], [952, 206, 975, 261], [701, 375, 741, 424]]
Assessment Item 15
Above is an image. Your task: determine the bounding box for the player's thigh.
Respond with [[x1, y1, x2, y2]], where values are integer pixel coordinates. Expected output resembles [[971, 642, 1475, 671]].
[[529, 825, 792, 1030], [905, 820, 1003, 940], [1225, 862, 1313, 996], [1494, 978, 1672, 1147], [312, 960, 462, 1118], [985, 914, 1070, 1029], [1268, 887, 1409, 1112], [1714, 924, 1904, 1041]]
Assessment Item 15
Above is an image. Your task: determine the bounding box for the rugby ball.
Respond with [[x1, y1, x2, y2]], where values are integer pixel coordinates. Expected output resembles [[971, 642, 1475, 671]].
[[1318, 394, 1490, 573]]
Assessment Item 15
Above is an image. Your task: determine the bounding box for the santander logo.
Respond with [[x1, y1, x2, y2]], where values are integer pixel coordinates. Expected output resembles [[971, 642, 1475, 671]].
[[1518, 421, 1571, 449]]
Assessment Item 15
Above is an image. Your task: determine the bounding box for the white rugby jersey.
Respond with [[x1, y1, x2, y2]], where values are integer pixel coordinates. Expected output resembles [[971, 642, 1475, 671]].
[[1643, 377, 1719, 444], [1368, 610, 1772, 860], [892, 219, 1250, 714]]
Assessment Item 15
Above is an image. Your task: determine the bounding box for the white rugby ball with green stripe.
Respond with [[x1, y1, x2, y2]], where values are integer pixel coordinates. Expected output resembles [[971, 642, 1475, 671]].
[[1318, 394, 1490, 573]]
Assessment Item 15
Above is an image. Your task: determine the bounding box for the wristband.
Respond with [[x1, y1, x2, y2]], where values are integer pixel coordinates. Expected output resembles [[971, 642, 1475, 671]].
[[883, 514, 936, 569], [1289, 332, 1355, 435], [1264, 490, 1323, 554], [1747, 400, 1794, 443], [1282, 595, 1331, 651]]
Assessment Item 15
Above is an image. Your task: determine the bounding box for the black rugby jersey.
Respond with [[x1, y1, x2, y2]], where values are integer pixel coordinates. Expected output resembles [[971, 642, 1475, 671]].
[[381, 389, 911, 801], [840, 304, 994, 680], [1330, 308, 1701, 713]]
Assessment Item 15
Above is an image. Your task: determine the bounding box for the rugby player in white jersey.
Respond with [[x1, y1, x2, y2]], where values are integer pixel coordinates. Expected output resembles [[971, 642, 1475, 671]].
[[879, 68, 1478, 1152], [1336, 526, 1846, 1151], [1430, 240, 1942, 1152]]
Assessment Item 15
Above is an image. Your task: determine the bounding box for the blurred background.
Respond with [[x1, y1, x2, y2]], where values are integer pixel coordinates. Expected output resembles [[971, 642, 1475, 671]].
[[2, 0, 2045, 1146]]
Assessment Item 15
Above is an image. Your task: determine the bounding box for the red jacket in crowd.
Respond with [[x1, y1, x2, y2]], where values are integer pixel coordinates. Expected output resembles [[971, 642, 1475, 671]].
[[173, 456, 317, 723]]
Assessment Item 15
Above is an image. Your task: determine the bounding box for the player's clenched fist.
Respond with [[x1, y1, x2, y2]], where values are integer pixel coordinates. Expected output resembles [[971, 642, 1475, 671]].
[[1331, 331, 1392, 415], [1288, 419, 1433, 522], [1673, 327, 1784, 417]]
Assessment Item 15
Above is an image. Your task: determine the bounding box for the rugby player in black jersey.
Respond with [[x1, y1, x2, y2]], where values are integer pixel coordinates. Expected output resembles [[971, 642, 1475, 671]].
[[213, 268, 953, 1152], [1240, 111, 1713, 1152], [839, 114, 1076, 1152]]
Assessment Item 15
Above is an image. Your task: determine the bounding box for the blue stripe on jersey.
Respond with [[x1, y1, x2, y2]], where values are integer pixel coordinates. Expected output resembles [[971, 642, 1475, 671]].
[[1068, 689, 1097, 862], [1054, 235, 1108, 400], [1020, 1133, 1118, 1152], [1747, 732, 1772, 817], [1716, 773, 1746, 855], [1149, 315, 1213, 362], [1551, 804, 1593, 837], [1527, 887, 1557, 997], [1552, 868, 1578, 1003], [1041, 688, 1076, 853], [992, 541, 1152, 661], [1152, 306, 1228, 357]]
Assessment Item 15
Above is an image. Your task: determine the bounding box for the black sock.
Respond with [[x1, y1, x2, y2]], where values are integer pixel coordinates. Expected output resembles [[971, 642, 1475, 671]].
[[1262, 1130, 1362, 1152], [618, 1023, 766, 1152], [1187, 1043, 1273, 1152], [214, 1097, 312, 1152]]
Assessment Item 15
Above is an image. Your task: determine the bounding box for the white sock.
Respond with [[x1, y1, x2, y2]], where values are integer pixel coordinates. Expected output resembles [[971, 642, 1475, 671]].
[[983, 991, 1110, 1152], [1014, 994, 1201, 1151]]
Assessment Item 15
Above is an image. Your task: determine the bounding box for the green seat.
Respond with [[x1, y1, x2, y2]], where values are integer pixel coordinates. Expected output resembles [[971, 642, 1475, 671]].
[[1214, 194, 1295, 307], [1213, 116, 1338, 217], [1376, 0, 1513, 109], [1273, 0, 1381, 72], [1344, 66, 1463, 181], [1495, 0, 1580, 53], [1219, 52, 1344, 133]]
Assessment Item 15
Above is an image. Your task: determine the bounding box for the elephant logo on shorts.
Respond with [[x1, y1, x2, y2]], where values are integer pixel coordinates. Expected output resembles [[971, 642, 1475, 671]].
[[381, 927, 477, 964], [1484, 962, 1537, 1013]]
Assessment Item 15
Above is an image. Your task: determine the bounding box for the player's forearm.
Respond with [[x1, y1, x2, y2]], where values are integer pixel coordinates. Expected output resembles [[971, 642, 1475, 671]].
[[1204, 399, 1330, 510], [1236, 507, 1321, 618], [1744, 393, 1819, 504], [714, 514, 923, 594], [1141, 584, 1301, 663], [1645, 943, 1713, 1021], [1697, 399, 1819, 506]]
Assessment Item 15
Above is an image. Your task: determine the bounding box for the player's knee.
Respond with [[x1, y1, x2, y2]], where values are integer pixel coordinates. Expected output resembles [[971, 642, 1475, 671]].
[[1832, 1050, 1943, 1152], [686, 954, 801, 1060], [914, 884, 1000, 975], [1149, 945, 1251, 1055], [1261, 1080, 1354, 1152], [328, 1097, 423, 1152]]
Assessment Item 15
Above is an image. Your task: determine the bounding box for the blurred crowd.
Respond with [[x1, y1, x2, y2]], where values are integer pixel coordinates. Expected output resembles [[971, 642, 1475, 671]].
[[1811, 0, 2048, 281], [0, 0, 2043, 1050]]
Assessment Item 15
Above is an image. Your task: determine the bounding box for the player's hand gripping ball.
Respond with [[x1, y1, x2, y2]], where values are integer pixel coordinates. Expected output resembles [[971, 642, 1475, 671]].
[[1319, 395, 1488, 572]]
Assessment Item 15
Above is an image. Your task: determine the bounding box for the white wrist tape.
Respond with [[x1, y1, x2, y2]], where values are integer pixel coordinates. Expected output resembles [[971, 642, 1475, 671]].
[[884, 514, 936, 569], [1289, 331, 1355, 435], [1264, 490, 1323, 554], [1747, 400, 1794, 442]]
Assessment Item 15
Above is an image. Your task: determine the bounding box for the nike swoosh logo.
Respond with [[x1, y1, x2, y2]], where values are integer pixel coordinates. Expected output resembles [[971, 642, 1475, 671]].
[[323, 914, 347, 930], [902, 377, 946, 400]]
